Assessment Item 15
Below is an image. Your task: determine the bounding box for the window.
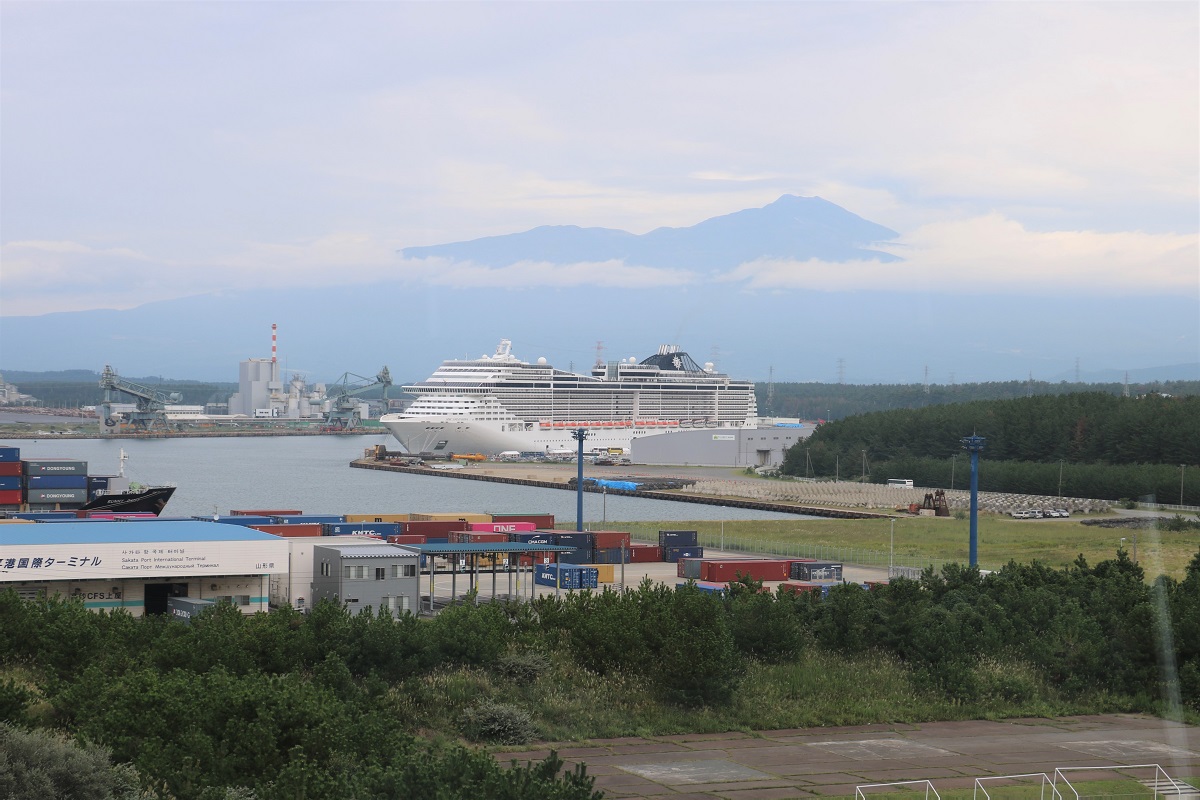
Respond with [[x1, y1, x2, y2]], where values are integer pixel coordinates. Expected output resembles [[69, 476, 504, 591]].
[[390, 564, 399, 578], [403, 564, 416, 577], [320, 561, 330, 577], [375, 567, 386, 580]]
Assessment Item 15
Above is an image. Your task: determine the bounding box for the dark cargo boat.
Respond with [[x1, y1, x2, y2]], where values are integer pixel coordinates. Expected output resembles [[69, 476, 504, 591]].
[[77, 485, 176, 515]]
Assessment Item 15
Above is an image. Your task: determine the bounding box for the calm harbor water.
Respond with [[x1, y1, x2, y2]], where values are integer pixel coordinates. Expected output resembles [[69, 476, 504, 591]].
[[3, 435, 802, 524]]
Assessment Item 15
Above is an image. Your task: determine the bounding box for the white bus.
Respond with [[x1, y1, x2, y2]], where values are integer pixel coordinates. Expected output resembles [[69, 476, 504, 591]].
[[887, 478, 915, 489]]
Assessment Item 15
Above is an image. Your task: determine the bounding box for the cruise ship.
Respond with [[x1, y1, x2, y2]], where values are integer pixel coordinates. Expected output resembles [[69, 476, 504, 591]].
[[379, 340, 759, 455]]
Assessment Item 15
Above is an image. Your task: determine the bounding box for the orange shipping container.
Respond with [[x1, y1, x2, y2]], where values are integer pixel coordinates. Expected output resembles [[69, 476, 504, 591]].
[[249, 523, 323, 537]]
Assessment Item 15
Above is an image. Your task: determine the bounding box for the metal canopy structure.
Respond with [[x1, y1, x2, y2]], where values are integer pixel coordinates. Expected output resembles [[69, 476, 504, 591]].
[[394, 542, 578, 614]]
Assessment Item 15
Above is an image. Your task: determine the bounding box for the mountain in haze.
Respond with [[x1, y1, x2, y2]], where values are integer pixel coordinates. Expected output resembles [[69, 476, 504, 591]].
[[401, 195, 902, 267]]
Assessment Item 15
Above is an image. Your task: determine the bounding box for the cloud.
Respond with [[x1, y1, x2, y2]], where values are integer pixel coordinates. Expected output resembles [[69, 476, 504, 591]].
[[721, 215, 1199, 295]]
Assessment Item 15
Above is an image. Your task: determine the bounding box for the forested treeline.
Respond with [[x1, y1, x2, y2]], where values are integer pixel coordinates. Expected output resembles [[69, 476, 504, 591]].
[[759, 379, 1200, 421], [2, 551, 1199, 798], [780, 393, 1200, 503]]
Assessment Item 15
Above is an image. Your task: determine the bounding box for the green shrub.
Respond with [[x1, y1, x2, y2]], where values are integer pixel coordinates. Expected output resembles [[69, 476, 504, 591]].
[[495, 650, 551, 682], [459, 701, 539, 744]]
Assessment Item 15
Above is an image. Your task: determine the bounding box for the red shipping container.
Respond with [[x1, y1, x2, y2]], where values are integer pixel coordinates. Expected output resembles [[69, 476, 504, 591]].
[[388, 534, 427, 545], [628, 544, 662, 563], [703, 559, 791, 583], [491, 513, 555, 529], [0, 462, 22, 477], [865, 580, 889, 590], [460, 531, 509, 543], [470, 521, 536, 533], [779, 582, 822, 596], [232, 509, 302, 516], [518, 551, 555, 567], [402, 519, 469, 536], [0, 490, 22, 505], [590, 530, 631, 550], [248, 523, 323, 537]]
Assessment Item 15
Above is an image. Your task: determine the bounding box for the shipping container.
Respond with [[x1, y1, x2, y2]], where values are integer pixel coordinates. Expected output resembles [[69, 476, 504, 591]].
[[195, 515, 277, 526], [87, 476, 111, 490], [231, 509, 302, 517], [517, 551, 555, 567], [508, 531, 557, 546], [0, 477, 21, 492], [0, 446, 20, 462], [322, 522, 401, 538], [425, 536, 449, 545], [678, 558, 704, 579], [590, 530, 631, 550], [489, 513, 554, 529], [791, 562, 843, 581], [587, 564, 615, 583], [387, 534, 427, 545], [469, 521, 536, 533], [410, 512, 490, 523], [168, 597, 215, 624], [590, 547, 628, 564], [3, 511, 75, 520], [344, 513, 410, 523], [0, 462, 22, 476], [553, 532, 594, 549], [677, 580, 727, 596], [0, 518, 36, 524], [702, 559, 791, 583], [22, 459, 87, 476], [556, 549, 594, 565], [24, 475, 88, 490], [24, 488, 87, 504], [273, 514, 344, 525], [658, 529, 698, 548], [400, 520, 469, 536], [663, 545, 703, 563], [535, 564, 599, 590], [0, 490, 23, 505], [249, 523, 324, 537], [779, 582, 823, 597], [454, 531, 509, 543], [627, 543, 662, 563]]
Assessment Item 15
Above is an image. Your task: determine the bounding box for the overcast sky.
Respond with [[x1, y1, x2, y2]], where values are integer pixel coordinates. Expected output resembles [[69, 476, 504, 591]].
[[2, 1, 1197, 317]]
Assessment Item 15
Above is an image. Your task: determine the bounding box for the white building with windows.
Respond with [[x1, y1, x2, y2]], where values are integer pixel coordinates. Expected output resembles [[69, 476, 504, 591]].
[[310, 542, 420, 616]]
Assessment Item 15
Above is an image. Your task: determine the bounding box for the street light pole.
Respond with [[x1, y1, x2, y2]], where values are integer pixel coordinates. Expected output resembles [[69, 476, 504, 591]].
[[960, 434, 986, 568], [572, 428, 588, 532], [1182, 464, 1187, 506], [889, 517, 895, 578], [1058, 459, 1064, 497]]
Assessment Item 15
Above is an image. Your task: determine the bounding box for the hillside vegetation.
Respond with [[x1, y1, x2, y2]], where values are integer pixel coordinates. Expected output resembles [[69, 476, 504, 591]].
[[781, 393, 1200, 504], [2, 552, 1199, 799]]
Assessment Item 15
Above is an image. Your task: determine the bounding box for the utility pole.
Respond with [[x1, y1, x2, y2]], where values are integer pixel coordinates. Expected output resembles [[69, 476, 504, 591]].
[[1058, 460, 1064, 497]]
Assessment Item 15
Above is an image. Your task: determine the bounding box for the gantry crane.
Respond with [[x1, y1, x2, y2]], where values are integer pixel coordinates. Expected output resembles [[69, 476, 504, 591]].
[[324, 366, 391, 430], [99, 365, 182, 432]]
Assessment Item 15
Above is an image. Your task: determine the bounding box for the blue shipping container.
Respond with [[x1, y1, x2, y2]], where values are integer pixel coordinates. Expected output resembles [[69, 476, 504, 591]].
[[25, 475, 89, 490], [195, 515, 278, 526], [535, 564, 598, 590], [3, 512, 76, 520], [553, 532, 594, 548], [0, 447, 20, 462], [508, 532, 556, 546], [663, 546, 704, 563], [321, 522, 401, 538], [556, 549, 593, 565], [658, 529, 698, 548], [87, 476, 112, 489], [0, 477, 21, 491], [590, 547, 628, 564], [272, 514, 345, 525], [677, 580, 728, 596]]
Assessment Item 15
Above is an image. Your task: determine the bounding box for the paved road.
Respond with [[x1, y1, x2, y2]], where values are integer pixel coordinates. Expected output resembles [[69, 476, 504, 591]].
[[494, 715, 1199, 799]]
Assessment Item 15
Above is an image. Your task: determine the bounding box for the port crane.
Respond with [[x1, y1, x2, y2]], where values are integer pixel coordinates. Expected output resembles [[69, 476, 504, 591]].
[[99, 365, 183, 432], [324, 367, 391, 430]]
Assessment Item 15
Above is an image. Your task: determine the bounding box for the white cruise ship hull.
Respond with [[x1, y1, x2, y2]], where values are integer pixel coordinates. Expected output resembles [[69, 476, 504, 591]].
[[379, 416, 743, 456]]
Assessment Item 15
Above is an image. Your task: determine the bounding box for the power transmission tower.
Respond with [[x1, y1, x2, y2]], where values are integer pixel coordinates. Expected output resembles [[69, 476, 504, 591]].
[[594, 340, 605, 366], [837, 358, 845, 385], [766, 365, 775, 417]]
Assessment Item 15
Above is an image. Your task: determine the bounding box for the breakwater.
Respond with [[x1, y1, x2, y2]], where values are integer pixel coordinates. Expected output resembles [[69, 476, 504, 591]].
[[349, 459, 888, 520]]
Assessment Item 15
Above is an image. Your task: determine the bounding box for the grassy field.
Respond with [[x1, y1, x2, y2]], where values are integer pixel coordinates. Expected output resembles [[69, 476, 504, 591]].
[[599, 515, 1200, 579]]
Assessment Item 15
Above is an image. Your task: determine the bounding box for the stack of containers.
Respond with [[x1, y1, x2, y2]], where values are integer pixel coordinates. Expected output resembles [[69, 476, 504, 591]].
[[343, 513, 410, 523], [659, 530, 702, 563], [448, 529, 509, 544], [471, 520, 536, 534], [589, 530, 631, 564], [195, 515, 278, 526], [322, 521, 401, 538], [400, 519, 468, 541], [410, 512, 490, 523], [628, 543, 662, 563], [23, 458, 89, 510], [552, 531, 594, 564], [387, 534, 427, 545], [85, 476, 110, 503], [231, 509, 302, 516], [508, 530, 556, 567], [0, 447, 21, 508], [535, 563, 599, 590], [791, 562, 843, 581]]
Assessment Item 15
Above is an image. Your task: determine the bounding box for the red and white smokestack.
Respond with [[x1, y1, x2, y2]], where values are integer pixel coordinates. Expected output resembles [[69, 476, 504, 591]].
[[271, 324, 277, 363]]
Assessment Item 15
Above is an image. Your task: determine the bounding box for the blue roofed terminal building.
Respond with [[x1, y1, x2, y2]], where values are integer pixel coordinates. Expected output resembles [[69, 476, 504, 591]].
[[0, 520, 290, 616]]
